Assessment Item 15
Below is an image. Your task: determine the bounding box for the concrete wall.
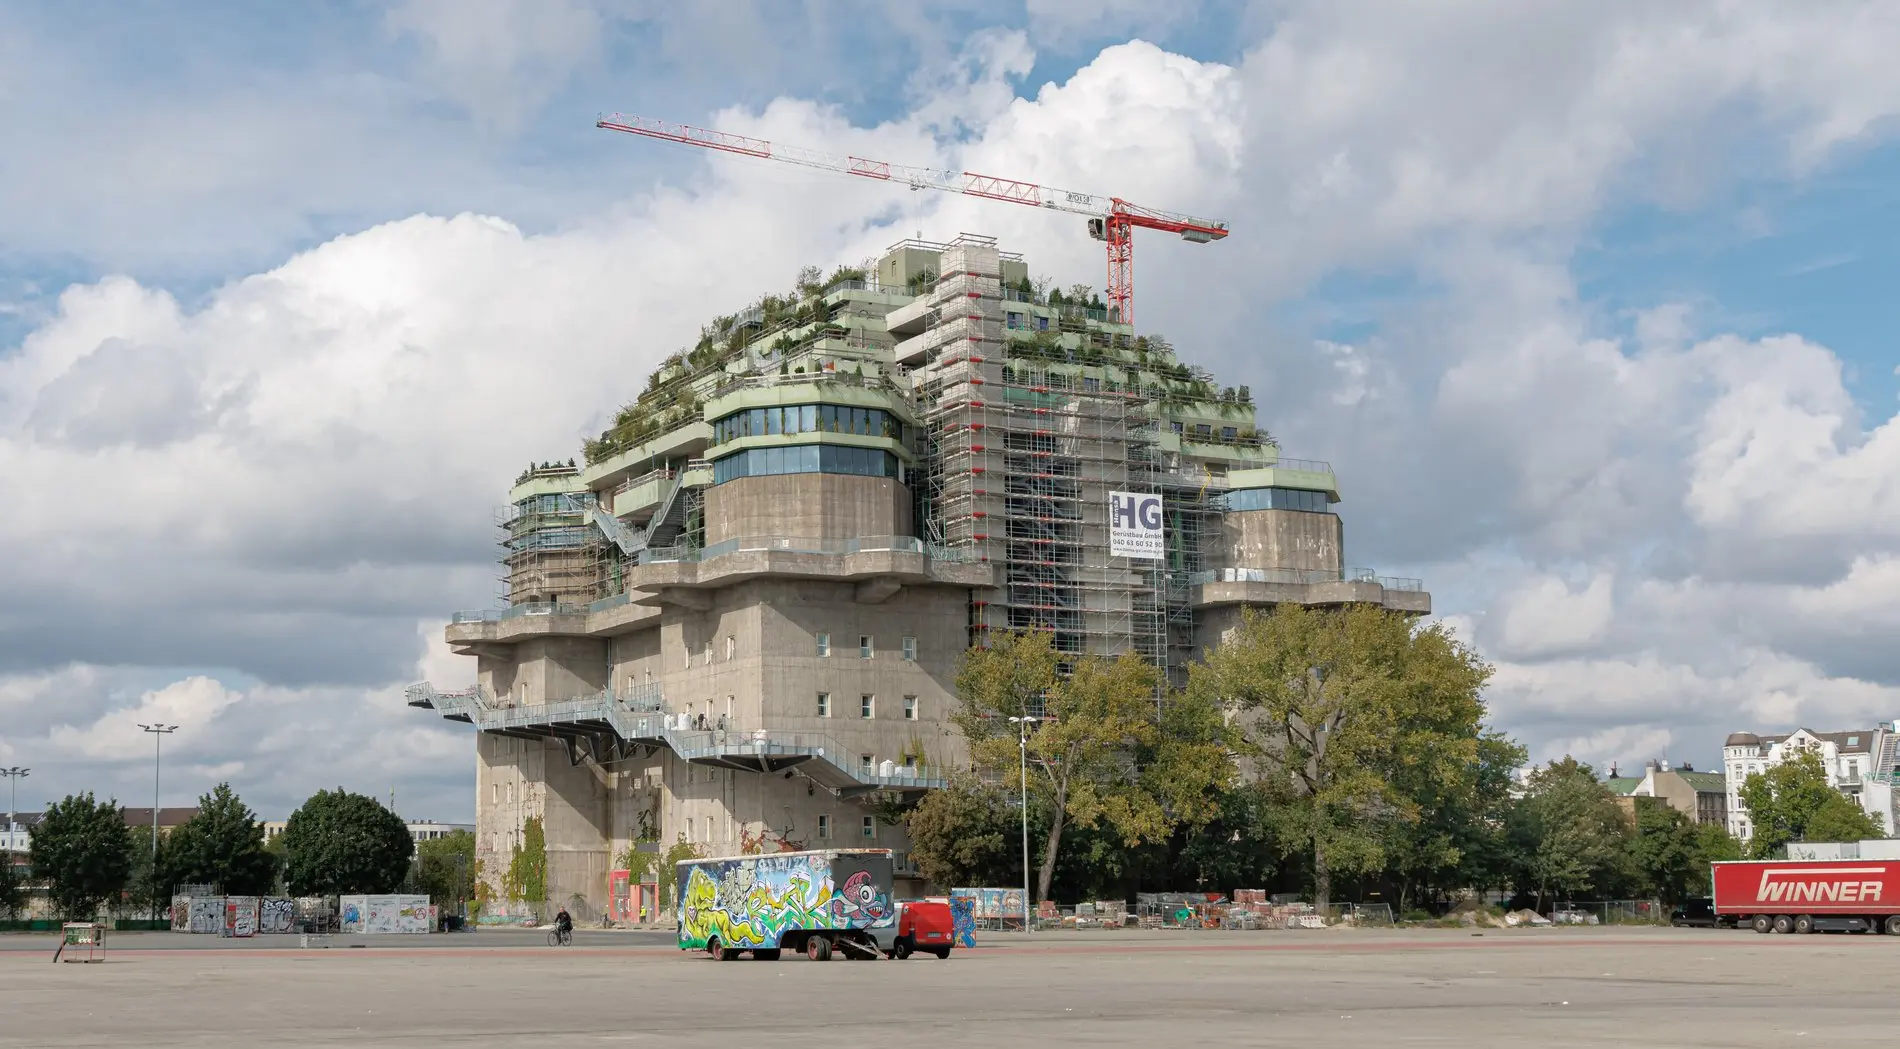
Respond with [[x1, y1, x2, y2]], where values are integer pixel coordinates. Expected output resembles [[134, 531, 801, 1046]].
[[1219, 509, 1344, 574], [703, 474, 913, 545], [469, 576, 973, 911]]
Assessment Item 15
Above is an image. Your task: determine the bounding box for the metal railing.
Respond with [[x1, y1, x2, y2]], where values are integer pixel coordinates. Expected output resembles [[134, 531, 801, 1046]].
[[406, 682, 942, 790], [450, 602, 588, 624], [1189, 567, 1425, 592], [614, 468, 675, 495], [639, 535, 977, 566], [1265, 456, 1334, 475]]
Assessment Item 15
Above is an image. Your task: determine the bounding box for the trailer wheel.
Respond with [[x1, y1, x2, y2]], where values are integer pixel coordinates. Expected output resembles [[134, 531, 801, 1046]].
[[707, 936, 726, 960], [1751, 914, 1772, 934], [1886, 915, 1900, 936], [1772, 915, 1794, 934], [893, 938, 913, 960], [1794, 914, 1815, 935], [807, 936, 832, 962], [932, 947, 951, 959]]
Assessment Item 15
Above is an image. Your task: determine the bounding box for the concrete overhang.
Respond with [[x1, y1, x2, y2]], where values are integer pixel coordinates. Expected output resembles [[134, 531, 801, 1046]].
[[1193, 579, 1431, 616]]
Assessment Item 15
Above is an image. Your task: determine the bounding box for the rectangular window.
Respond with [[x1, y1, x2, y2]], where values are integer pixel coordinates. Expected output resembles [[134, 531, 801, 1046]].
[[1221, 426, 1237, 441], [686, 818, 695, 843], [860, 694, 875, 719], [903, 695, 917, 721], [725, 635, 735, 660], [860, 754, 875, 775], [861, 816, 876, 840], [817, 815, 832, 839], [902, 636, 916, 661], [816, 632, 830, 657], [860, 635, 874, 659], [817, 692, 831, 718]]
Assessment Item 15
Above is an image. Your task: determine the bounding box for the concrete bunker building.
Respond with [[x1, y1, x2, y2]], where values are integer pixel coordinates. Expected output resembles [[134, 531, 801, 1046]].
[[410, 234, 1429, 913]]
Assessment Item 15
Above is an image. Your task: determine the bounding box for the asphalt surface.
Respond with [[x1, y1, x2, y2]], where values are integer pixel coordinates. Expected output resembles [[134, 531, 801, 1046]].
[[4, 925, 1890, 1046]]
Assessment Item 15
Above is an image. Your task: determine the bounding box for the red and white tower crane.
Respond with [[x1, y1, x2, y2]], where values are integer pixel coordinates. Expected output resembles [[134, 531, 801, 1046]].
[[597, 114, 1230, 327]]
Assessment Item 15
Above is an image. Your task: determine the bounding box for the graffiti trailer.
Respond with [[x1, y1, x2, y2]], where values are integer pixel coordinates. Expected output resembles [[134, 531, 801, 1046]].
[[678, 848, 914, 961]]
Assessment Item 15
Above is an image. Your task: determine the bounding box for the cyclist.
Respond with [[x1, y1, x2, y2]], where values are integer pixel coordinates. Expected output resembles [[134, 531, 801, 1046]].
[[554, 906, 573, 944]]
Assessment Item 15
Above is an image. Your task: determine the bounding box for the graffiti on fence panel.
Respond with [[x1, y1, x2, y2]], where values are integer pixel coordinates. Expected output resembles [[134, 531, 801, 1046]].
[[258, 898, 295, 934], [949, 895, 976, 947], [188, 897, 224, 935]]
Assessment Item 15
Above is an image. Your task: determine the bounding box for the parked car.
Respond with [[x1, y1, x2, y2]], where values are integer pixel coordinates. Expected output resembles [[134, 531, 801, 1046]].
[[1670, 897, 1722, 928]]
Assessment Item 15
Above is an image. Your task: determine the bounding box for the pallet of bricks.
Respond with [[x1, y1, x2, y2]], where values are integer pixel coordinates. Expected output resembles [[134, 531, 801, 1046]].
[[1234, 889, 1324, 930]]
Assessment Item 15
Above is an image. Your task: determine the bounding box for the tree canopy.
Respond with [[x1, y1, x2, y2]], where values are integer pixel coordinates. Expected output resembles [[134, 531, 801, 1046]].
[[413, 829, 476, 908], [282, 788, 413, 896], [1190, 605, 1494, 908], [168, 783, 277, 896], [30, 792, 133, 919], [1738, 750, 1882, 858]]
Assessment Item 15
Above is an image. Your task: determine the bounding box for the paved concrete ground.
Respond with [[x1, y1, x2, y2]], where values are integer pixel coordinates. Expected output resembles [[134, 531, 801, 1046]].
[[2, 926, 1888, 1046]]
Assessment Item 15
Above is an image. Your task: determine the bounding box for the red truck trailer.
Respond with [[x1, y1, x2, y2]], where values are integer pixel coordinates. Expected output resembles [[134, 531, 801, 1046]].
[[1712, 858, 1900, 934]]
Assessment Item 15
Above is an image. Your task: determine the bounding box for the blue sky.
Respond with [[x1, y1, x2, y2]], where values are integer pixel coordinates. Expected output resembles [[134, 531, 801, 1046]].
[[4, 0, 1900, 821]]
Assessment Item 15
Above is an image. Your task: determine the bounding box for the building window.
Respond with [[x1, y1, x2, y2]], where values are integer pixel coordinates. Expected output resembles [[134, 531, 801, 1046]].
[[860, 635, 874, 659], [861, 815, 876, 840], [726, 635, 735, 660], [1221, 426, 1237, 441], [816, 632, 830, 658], [686, 818, 695, 843], [860, 695, 875, 719], [817, 692, 831, 718], [817, 815, 832, 839], [711, 445, 901, 484], [902, 636, 916, 661], [860, 754, 874, 775], [1224, 487, 1331, 514], [903, 696, 918, 721]]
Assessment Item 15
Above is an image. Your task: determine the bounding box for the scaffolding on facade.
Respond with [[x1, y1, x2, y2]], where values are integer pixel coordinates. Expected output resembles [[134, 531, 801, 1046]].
[[915, 234, 1162, 664], [499, 495, 598, 607]]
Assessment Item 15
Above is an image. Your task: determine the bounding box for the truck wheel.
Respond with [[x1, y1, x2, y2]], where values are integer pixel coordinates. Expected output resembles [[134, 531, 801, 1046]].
[[707, 936, 725, 959], [893, 938, 913, 960], [1751, 914, 1772, 934], [1794, 915, 1815, 935], [1887, 915, 1900, 936], [807, 936, 832, 961], [753, 949, 781, 961], [1772, 915, 1794, 935], [932, 947, 951, 959]]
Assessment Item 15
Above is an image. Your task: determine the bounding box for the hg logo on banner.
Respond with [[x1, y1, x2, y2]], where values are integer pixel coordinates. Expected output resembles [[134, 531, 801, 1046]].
[[1109, 491, 1164, 560]]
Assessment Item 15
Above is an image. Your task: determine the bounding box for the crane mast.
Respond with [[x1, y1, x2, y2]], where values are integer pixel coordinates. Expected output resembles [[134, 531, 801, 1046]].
[[597, 113, 1229, 325]]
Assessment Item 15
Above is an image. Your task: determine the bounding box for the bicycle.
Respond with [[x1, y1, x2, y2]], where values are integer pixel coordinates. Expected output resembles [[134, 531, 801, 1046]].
[[547, 926, 573, 947]]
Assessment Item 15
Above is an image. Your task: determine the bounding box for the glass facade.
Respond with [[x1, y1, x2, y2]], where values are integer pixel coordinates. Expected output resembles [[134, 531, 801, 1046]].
[[711, 445, 899, 484], [1225, 486, 1332, 513], [710, 404, 906, 445]]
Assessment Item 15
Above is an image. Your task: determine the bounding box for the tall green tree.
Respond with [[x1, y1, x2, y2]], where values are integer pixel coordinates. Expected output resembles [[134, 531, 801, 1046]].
[[168, 783, 276, 896], [414, 829, 476, 910], [1507, 758, 1632, 907], [954, 631, 1177, 902], [282, 789, 412, 896], [1190, 605, 1495, 908], [904, 777, 1020, 890], [128, 824, 178, 920], [1738, 750, 1881, 858], [1625, 800, 1709, 904], [1385, 730, 1527, 913], [30, 793, 134, 919], [0, 854, 24, 919]]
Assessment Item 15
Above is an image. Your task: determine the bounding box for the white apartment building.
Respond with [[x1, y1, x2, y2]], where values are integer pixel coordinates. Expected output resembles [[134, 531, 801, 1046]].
[[1723, 725, 1899, 841]]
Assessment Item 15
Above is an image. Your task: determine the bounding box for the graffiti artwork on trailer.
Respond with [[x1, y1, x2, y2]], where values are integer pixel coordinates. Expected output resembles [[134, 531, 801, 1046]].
[[678, 850, 893, 951]]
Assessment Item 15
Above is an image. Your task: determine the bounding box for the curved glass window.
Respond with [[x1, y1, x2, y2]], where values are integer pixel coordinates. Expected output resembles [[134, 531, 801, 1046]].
[[712, 446, 900, 484], [711, 405, 906, 446], [1225, 487, 1332, 513]]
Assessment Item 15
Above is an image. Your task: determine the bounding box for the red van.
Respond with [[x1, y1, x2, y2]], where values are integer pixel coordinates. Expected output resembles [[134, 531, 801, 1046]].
[[890, 900, 953, 959]]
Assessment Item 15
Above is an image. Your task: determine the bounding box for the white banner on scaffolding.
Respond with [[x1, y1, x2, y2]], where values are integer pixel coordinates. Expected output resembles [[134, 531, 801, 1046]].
[[1108, 491, 1164, 560]]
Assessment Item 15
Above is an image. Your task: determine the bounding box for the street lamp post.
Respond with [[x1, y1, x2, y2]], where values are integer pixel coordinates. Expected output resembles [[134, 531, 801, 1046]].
[[0, 767, 28, 854], [1008, 715, 1053, 934], [138, 724, 178, 921]]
